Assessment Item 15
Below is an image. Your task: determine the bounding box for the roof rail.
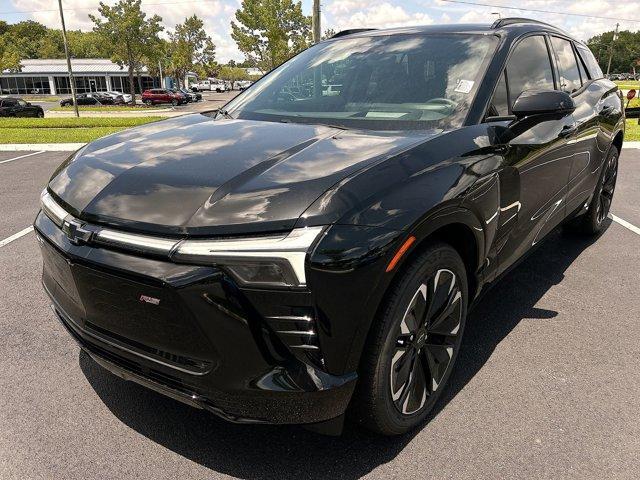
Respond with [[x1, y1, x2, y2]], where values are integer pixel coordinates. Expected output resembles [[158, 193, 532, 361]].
[[491, 17, 556, 29], [331, 28, 377, 39]]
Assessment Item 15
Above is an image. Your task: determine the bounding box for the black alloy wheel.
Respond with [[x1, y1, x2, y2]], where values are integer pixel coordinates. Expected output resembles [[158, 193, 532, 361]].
[[353, 242, 468, 435], [390, 268, 463, 415], [596, 151, 618, 225], [569, 146, 619, 235]]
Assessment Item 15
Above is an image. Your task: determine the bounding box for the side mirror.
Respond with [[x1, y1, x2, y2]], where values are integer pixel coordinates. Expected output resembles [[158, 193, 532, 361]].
[[512, 89, 575, 118], [497, 89, 576, 142]]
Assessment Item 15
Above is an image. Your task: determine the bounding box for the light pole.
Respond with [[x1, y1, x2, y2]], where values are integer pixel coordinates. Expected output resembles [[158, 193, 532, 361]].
[[312, 0, 321, 43], [606, 23, 619, 77], [57, 0, 79, 117]]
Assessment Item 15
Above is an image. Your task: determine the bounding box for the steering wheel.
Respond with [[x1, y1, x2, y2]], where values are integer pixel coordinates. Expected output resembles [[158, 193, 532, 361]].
[[425, 98, 457, 108]]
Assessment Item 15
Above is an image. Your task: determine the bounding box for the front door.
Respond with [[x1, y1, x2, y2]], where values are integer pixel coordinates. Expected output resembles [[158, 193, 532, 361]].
[[489, 34, 576, 275]]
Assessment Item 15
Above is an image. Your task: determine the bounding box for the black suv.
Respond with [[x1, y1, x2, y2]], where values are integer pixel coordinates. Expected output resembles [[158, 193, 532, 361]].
[[0, 97, 44, 117], [37, 19, 624, 435]]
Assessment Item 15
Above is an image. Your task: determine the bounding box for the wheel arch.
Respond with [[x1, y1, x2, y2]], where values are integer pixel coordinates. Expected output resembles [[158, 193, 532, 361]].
[[612, 129, 624, 153]]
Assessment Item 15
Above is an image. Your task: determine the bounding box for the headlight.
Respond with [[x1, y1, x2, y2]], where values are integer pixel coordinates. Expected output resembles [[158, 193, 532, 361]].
[[172, 226, 325, 288], [40, 190, 68, 227]]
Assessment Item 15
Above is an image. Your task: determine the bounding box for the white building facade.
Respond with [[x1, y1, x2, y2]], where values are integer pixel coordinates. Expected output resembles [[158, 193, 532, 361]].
[[0, 59, 159, 95]]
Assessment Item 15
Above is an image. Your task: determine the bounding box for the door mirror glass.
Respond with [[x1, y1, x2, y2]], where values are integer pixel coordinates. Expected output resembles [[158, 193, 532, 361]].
[[512, 89, 575, 118]]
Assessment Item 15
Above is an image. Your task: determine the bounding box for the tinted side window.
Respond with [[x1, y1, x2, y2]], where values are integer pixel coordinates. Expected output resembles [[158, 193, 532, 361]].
[[576, 45, 603, 79], [488, 71, 509, 116], [550, 37, 581, 93], [3, 99, 17, 107], [576, 47, 589, 83], [506, 36, 554, 107]]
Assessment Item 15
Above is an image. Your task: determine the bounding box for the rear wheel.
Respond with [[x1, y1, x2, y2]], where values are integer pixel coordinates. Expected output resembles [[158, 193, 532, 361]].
[[171, 99, 177, 106], [144, 99, 153, 106], [353, 242, 468, 435], [570, 146, 618, 235]]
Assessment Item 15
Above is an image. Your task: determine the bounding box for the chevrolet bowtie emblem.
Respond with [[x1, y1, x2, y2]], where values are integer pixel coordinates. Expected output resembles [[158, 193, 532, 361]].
[[62, 219, 93, 245]]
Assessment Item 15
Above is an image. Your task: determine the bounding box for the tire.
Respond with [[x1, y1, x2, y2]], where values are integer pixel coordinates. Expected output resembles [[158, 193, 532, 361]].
[[37, 111, 44, 118], [352, 242, 468, 435], [568, 145, 619, 235], [144, 99, 153, 106], [171, 99, 177, 106]]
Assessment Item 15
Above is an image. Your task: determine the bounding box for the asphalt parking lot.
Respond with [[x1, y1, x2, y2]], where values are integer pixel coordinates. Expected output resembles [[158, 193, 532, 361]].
[[1, 147, 639, 479]]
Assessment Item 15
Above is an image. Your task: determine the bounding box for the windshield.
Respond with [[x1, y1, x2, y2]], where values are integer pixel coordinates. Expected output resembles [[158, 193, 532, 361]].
[[224, 33, 497, 130]]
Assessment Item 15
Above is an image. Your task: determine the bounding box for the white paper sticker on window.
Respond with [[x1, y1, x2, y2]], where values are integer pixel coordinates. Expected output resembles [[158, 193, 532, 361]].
[[454, 79, 474, 94]]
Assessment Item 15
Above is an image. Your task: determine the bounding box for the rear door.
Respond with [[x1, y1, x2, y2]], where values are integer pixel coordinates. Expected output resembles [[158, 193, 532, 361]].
[[0, 98, 18, 116], [491, 34, 577, 274]]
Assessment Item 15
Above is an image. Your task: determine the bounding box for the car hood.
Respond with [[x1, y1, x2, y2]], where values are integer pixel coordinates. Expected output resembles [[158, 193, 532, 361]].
[[48, 114, 433, 236]]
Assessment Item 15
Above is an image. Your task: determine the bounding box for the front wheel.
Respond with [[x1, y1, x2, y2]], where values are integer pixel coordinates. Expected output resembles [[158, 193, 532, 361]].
[[352, 242, 468, 435]]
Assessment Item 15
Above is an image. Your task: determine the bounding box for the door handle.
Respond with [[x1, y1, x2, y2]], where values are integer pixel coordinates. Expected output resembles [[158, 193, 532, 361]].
[[558, 124, 578, 138]]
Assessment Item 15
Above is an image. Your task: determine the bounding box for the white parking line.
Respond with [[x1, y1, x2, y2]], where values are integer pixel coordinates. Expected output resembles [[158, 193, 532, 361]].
[[0, 151, 45, 165], [0, 226, 34, 248], [610, 214, 640, 236]]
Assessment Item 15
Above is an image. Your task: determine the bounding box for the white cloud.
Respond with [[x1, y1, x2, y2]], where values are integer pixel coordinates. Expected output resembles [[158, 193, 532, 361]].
[[10, 0, 242, 62], [326, 2, 433, 31]]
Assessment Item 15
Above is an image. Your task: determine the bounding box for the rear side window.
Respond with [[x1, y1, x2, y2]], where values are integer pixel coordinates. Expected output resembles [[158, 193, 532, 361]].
[[550, 37, 581, 93], [2, 99, 16, 107], [576, 48, 589, 83], [506, 35, 554, 107], [576, 45, 603, 79]]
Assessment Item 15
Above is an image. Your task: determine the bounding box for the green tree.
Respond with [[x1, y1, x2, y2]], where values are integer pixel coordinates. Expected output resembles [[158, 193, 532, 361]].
[[218, 65, 250, 84], [322, 28, 335, 40], [89, 0, 163, 102], [587, 30, 640, 74], [0, 43, 22, 72], [231, 0, 311, 72], [168, 15, 216, 87]]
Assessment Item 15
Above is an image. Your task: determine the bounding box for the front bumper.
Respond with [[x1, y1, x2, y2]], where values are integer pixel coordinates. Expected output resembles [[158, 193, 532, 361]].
[[35, 212, 357, 425]]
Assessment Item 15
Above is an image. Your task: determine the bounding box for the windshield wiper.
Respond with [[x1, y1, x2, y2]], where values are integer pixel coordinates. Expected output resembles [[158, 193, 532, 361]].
[[217, 109, 234, 120]]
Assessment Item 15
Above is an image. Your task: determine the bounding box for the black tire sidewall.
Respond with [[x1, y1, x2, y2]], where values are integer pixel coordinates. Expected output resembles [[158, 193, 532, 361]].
[[358, 242, 468, 435], [584, 146, 619, 233]]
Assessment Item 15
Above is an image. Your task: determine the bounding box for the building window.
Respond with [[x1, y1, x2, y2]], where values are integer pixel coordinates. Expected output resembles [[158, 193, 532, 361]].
[[0, 76, 51, 95]]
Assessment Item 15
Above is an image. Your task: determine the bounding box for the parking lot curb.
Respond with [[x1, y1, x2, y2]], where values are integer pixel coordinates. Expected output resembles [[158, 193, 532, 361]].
[[0, 143, 85, 152]]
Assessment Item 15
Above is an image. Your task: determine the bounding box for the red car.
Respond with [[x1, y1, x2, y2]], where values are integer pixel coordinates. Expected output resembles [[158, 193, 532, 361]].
[[141, 89, 184, 106]]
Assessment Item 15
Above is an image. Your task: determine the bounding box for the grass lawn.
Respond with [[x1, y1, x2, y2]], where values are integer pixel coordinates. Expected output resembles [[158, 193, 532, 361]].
[[21, 95, 61, 102], [50, 105, 167, 112], [626, 119, 640, 141], [0, 116, 163, 143], [614, 81, 640, 90]]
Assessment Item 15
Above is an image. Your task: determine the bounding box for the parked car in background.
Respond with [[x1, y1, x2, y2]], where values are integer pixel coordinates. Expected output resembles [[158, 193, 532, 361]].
[[169, 88, 188, 104], [236, 80, 253, 91], [179, 88, 201, 102], [36, 18, 624, 437], [101, 90, 133, 103], [141, 89, 184, 106], [191, 79, 226, 92], [0, 97, 44, 117], [59, 93, 124, 107]]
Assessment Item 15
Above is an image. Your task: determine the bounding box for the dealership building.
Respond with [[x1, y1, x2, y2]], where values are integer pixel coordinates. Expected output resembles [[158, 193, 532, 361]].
[[0, 58, 161, 95]]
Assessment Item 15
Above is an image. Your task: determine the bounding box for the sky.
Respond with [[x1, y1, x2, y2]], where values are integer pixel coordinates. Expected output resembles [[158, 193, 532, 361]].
[[1, 0, 639, 63]]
